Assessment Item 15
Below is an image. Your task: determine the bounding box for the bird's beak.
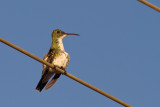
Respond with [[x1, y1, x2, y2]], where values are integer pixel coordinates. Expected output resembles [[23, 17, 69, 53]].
[[65, 33, 80, 36]]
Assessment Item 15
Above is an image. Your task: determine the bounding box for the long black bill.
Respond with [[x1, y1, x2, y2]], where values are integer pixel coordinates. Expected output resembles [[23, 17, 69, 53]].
[[65, 33, 80, 36]]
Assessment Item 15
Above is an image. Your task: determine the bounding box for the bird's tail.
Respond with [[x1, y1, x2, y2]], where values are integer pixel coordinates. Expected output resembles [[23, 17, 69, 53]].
[[36, 69, 54, 92], [45, 73, 61, 90]]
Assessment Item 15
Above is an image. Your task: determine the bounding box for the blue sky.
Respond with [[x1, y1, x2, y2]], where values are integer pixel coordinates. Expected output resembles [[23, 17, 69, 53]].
[[0, 0, 160, 107]]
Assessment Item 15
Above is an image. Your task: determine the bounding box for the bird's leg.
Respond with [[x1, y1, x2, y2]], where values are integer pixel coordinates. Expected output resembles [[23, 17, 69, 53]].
[[53, 65, 60, 73], [53, 65, 67, 74], [53, 65, 58, 70], [60, 67, 67, 75]]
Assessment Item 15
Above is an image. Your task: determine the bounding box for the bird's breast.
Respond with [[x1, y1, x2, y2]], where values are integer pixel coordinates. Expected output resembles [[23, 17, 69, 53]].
[[52, 51, 70, 69]]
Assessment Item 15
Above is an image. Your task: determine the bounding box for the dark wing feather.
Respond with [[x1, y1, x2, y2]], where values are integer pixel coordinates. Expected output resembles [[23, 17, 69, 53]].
[[36, 69, 55, 92]]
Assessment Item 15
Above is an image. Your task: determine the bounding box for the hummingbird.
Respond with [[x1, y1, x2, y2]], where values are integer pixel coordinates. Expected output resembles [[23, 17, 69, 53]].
[[36, 29, 79, 92]]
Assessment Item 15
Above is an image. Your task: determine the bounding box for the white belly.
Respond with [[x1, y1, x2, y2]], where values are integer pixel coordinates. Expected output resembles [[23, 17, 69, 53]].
[[52, 51, 70, 68], [43, 51, 70, 72]]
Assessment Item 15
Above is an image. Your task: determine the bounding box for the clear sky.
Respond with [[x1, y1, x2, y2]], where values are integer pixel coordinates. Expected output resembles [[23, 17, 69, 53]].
[[0, 0, 160, 107]]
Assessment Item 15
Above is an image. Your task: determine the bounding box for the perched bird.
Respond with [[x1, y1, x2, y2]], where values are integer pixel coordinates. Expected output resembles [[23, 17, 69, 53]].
[[36, 29, 79, 92]]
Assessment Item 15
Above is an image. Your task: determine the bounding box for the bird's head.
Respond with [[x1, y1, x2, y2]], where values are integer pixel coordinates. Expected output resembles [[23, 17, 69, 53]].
[[52, 29, 79, 40]]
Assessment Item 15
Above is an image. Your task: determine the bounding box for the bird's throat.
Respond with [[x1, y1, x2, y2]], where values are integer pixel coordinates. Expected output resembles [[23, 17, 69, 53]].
[[50, 38, 65, 51]]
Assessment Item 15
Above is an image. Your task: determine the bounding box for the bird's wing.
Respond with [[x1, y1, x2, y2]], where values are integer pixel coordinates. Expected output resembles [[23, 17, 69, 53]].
[[42, 53, 49, 68], [36, 49, 56, 92], [36, 68, 55, 92]]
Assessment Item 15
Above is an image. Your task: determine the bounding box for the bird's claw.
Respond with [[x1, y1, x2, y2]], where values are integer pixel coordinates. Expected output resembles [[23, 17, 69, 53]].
[[53, 65, 58, 70], [60, 67, 67, 75], [53, 66, 67, 74]]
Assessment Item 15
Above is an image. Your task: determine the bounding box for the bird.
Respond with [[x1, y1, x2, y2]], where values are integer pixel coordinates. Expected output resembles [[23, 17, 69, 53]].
[[36, 29, 79, 92]]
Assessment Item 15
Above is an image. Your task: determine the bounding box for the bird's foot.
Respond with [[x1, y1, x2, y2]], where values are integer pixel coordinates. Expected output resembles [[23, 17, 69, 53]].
[[53, 66, 67, 74], [53, 65, 60, 73], [53, 65, 59, 70], [60, 67, 67, 75]]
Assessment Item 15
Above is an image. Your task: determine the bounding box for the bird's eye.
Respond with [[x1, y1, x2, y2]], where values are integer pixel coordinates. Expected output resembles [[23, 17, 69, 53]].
[[57, 31, 60, 33]]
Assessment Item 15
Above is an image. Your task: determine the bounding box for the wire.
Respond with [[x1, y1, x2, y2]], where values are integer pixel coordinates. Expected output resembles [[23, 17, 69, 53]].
[[138, 0, 160, 12], [0, 37, 132, 107]]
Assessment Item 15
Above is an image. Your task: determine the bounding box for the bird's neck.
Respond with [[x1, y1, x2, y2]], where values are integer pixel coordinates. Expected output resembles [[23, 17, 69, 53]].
[[50, 38, 65, 51]]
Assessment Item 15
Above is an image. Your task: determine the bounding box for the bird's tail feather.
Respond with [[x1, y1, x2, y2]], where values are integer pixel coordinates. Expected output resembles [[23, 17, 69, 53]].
[[45, 73, 61, 90], [36, 69, 54, 92]]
